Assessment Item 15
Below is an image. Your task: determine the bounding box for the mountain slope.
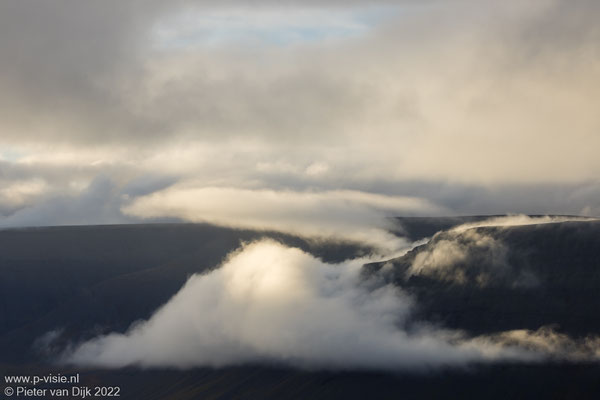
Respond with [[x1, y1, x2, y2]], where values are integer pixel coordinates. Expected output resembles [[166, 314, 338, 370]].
[[2, 219, 600, 399], [369, 220, 600, 336]]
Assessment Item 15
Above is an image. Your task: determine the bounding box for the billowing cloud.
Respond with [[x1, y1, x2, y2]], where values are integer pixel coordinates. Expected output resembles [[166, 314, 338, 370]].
[[60, 240, 600, 370], [404, 215, 595, 287], [59, 240, 527, 369], [406, 229, 537, 288]]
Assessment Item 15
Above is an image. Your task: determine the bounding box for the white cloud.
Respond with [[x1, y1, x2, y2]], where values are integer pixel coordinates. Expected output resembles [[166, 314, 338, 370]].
[[61, 240, 600, 370], [405, 215, 596, 287], [406, 229, 522, 287], [0, 179, 49, 210], [122, 185, 444, 252], [60, 240, 536, 369], [472, 326, 600, 362], [450, 215, 597, 233]]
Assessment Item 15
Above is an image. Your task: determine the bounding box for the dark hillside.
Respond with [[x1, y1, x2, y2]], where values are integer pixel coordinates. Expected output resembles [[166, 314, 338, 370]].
[[370, 220, 600, 336], [0, 224, 367, 363], [2, 219, 600, 398]]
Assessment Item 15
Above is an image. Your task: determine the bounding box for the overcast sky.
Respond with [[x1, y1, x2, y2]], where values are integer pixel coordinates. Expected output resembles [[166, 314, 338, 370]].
[[1, 0, 599, 232]]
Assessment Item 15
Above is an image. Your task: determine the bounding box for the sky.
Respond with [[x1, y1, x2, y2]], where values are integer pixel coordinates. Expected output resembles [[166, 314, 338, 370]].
[[1, 0, 599, 233]]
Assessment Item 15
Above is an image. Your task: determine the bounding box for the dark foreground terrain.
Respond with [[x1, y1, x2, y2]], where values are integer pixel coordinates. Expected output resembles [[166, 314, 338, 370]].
[[1, 218, 600, 399]]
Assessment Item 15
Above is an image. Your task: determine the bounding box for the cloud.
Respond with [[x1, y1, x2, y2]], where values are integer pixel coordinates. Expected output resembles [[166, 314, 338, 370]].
[[404, 215, 595, 287], [0, 175, 176, 228], [122, 184, 444, 252], [1, 0, 600, 180], [59, 240, 532, 369], [1, 0, 600, 227], [450, 215, 598, 233], [406, 229, 538, 288], [60, 240, 600, 370], [0, 176, 125, 228], [0, 179, 48, 215], [473, 326, 600, 362]]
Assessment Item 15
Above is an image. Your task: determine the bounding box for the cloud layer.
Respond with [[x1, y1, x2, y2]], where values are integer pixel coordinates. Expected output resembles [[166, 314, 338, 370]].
[[1, 0, 600, 228], [122, 185, 442, 251], [449, 215, 597, 233]]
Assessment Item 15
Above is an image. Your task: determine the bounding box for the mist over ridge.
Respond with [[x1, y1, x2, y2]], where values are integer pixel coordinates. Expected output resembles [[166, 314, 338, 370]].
[[50, 215, 600, 370]]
